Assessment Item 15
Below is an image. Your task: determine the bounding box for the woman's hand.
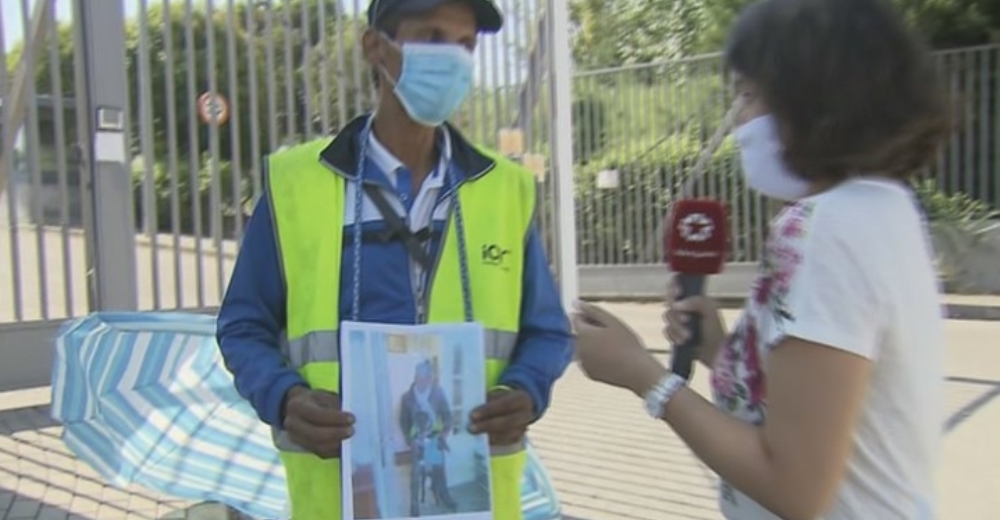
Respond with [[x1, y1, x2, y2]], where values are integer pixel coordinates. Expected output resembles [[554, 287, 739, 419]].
[[663, 276, 727, 367], [571, 301, 668, 396]]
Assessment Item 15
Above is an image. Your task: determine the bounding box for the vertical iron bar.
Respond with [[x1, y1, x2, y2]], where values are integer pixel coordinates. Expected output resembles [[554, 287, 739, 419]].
[[0, 5, 24, 321], [317, 0, 331, 134], [162, 0, 184, 308], [225, 0, 245, 239], [510, 0, 523, 127], [499, 0, 513, 128], [137, 0, 161, 309], [204, 0, 225, 301], [490, 23, 501, 143], [520, 0, 534, 148], [183, 0, 206, 308], [978, 49, 989, 205], [637, 67, 651, 264], [948, 54, 959, 194], [963, 51, 974, 197], [263, 2, 279, 151], [650, 67, 665, 264], [282, 0, 297, 141], [70, 0, 95, 314], [477, 39, 489, 152], [333, 0, 348, 127], [351, 0, 364, 114], [300, 0, 314, 140], [244, 1, 263, 199], [617, 67, 630, 265], [21, 0, 49, 319], [47, 0, 73, 317], [932, 53, 947, 192], [994, 47, 1000, 209]]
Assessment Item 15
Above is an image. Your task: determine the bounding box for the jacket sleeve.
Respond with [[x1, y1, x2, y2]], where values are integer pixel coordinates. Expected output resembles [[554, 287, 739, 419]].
[[497, 222, 574, 420], [216, 192, 307, 428], [399, 391, 414, 442]]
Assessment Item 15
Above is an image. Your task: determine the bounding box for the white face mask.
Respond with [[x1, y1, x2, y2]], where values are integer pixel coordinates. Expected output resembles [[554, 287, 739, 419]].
[[734, 115, 812, 201]]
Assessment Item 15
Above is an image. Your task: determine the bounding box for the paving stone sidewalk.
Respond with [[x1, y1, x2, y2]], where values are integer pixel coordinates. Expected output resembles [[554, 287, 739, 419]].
[[3, 305, 1000, 519]]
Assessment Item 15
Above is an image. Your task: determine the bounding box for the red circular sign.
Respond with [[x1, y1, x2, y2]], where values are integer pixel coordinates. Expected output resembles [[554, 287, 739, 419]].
[[197, 92, 230, 126]]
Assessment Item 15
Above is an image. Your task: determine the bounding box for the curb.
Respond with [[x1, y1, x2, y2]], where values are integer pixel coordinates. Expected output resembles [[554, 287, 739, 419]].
[[580, 294, 1000, 321]]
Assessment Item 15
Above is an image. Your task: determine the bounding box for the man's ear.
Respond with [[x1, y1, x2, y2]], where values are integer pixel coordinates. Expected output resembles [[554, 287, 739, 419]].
[[361, 28, 381, 66]]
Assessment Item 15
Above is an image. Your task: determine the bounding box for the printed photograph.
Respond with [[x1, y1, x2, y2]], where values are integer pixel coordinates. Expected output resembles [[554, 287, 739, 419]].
[[341, 322, 492, 520]]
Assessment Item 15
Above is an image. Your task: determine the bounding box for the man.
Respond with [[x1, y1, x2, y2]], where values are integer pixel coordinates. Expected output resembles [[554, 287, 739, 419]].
[[400, 360, 456, 514], [215, 0, 573, 518]]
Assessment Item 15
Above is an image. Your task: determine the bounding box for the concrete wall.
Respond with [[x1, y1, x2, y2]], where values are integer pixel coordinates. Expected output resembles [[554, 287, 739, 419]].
[[0, 266, 761, 394], [0, 320, 62, 392], [578, 262, 759, 301], [3, 252, 995, 394]]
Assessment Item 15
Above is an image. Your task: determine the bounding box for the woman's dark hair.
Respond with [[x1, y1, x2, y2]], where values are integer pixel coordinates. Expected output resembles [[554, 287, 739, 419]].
[[725, 0, 953, 181]]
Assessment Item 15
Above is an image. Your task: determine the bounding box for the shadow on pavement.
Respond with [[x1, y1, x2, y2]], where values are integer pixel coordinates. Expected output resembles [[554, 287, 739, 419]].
[[945, 376, 1000, 433], [0, 405, 59, 435], [1, 485, 91, 520], [160, 502, 254, 520]]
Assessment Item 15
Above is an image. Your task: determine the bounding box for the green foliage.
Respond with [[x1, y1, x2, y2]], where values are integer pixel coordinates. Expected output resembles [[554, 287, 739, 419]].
[[569, 0, 1000, 70], [573, 134, 769, 264], [569, 0, 712, 68], [569, 62, 753, 263], [573, 62, 730, 158], [572, 96, 608, 162], [911, 178, 1000, 283], [912, 178, 999, 224], [130, 151, 253, 239]]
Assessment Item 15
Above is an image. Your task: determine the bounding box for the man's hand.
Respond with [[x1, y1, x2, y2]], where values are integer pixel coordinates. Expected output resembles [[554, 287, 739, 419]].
[[468, 388, 534, 446], [282, 386, 355, 459]]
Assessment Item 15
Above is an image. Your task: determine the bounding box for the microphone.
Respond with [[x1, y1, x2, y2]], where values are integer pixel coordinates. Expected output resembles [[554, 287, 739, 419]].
[[663, 199, 728, 380]]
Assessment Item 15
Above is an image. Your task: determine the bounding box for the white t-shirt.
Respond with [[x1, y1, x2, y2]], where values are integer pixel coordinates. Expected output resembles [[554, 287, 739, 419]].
[[711, 178, 945, 520]]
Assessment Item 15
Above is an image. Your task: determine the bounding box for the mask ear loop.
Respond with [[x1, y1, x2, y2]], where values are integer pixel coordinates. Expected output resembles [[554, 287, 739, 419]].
[[375, 33, 403, 89], [369, 0, 398, 88]]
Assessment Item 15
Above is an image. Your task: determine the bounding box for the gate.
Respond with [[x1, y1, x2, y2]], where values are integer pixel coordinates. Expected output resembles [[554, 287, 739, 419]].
[[0, 0, 577, 391], [0, 1, 136, 391]]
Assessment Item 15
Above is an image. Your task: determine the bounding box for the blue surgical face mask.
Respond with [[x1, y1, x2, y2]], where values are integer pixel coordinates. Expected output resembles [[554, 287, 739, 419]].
[[381, 36, 475, 127]]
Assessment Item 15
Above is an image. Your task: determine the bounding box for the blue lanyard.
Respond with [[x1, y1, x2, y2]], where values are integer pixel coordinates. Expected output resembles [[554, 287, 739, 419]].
[[349, 116, 474, 323]]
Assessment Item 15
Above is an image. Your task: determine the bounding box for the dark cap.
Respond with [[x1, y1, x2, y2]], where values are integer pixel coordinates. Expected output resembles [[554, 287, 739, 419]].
[[367, 0, 503, 34]]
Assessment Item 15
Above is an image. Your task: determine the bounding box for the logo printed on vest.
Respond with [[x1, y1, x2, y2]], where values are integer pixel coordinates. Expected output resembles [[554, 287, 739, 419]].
[[481, 243, 510, 269]]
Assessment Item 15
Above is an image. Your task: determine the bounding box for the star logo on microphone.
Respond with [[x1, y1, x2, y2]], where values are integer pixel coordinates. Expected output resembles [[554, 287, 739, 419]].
[[678, 212, 715, 242]]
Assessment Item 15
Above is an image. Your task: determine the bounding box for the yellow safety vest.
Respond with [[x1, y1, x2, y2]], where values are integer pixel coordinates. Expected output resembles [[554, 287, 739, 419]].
[[266, 137, 536, 520]]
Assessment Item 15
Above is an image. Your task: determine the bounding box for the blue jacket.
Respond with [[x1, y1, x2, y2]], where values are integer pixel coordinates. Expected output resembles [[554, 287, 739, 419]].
[[216, 119, 574, 429]]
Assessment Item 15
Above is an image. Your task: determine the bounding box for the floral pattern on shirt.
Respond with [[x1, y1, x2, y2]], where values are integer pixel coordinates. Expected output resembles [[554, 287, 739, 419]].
[[710, 201, 815, 426]]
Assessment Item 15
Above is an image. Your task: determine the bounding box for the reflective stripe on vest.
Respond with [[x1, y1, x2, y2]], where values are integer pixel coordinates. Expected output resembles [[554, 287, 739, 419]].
[[283, 328, 518, 368], [267, 136, 537, 520]]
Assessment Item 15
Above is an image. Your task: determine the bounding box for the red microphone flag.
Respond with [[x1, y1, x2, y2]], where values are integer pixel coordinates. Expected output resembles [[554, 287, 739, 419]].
[[664, 199, 728, 275]]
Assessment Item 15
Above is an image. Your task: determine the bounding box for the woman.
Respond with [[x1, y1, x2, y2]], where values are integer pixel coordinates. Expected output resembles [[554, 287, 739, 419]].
[[571, 0, 952, 519]]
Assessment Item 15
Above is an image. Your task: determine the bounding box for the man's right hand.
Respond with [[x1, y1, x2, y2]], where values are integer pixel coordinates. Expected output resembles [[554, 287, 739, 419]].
[[282, 386, 355, 459]]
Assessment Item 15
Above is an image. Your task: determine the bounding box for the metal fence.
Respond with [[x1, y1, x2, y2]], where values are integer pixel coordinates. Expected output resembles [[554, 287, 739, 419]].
[[0, 0, 556, 324], [571, 44, 1000, 266], [0, 0, 997, 325]]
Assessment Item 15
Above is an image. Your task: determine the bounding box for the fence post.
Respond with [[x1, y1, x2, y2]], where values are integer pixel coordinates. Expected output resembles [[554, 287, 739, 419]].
[[547, 0, 580, 307], [73, 0, 137, 312]]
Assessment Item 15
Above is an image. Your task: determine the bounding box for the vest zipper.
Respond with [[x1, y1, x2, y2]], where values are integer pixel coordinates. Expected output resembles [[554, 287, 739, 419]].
[[417, 183, 462, 324]]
